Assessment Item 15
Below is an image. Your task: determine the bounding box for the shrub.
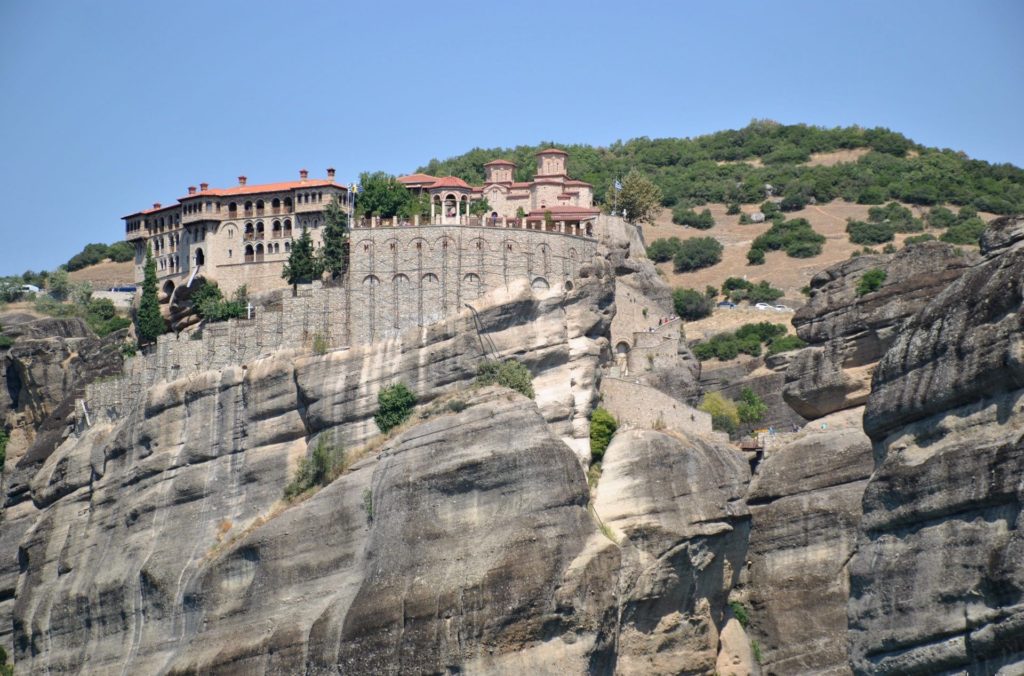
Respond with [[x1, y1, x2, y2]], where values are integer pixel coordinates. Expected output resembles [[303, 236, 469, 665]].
[[747, 248, 765, 265], [646, 237, 682, 263], [846, 220, 894, 244], [475, 359, 535, 398], [672, 288, 713, 320], [926, 206, 957, 229], [866, 201, 923, 232], [673, 237, 723, 272], [751, 218, 825, 258], [85, 298, 131, 337], [446, 399, 467, 413], [737, 387, 768, 424], [0, 335, 12, 349], [672, 207, 715, 229], [940, 217, 986, 245], [284, 433, 347, 500], [747, 281, 785, 304], [193, 283, 247, 323], [729, 601, 750, 627], [589, 407, 618, 462], [726, 203, 741, 215], [856, 268, 887, 296], [0, 427, 8, 469], [766, 334, 807, 355], [374, 382, 417, 433], [699, 392, 739, 436], [904, 233, 936, 246], [735, 322, 787, 343], [857, 186, 888, 204], [738, 213, 753, 225], [780, 193, 807, 211], [760, 201, 781, 218]]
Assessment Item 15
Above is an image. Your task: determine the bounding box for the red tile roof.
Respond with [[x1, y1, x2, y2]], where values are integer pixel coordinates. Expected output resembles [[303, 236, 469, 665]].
[[483, 159, 516, 166], [428, 176, 472, 190], [528, 205, 600, 218], [535, 148, 568, 156], [397, 173, 438, 185], [563, 179, 592, 187], [178, 179, 344, 201]]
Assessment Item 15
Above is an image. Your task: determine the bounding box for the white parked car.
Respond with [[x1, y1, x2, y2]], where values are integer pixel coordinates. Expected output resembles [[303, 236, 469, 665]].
[[754, 302, 772, 310], [772, 304, 793, 312], [20, 284, 40, 295]]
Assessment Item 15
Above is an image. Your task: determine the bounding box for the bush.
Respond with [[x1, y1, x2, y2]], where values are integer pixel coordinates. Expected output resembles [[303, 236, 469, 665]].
[[672, 207, 715, 229], [856, 268, 887, 296], [940, 217, 986, 245], [284, 432, 347, 499], [672, 288, 713, 320], [85, 298, 131, 337], [699, 392, 739, 436], [646, 237, 682, 263], [693, 322, 787, 361], [673, 237, 723, 272], [867, 201, 923, 232], [726, 203, 741, 215], [766, 334, 807, 355], [730, 601, 750, 628], [193, 283, 248, 323], [751, 218, 825, 258], [736, 387, 768, 424], [589, 407, 618, 462], [904, 233, 936, 246], [0, 335, 11, 349], [374, 382, 417, 433], [857, 186, 888, 204], [780, 193, 808, 211], [926, 206, 957, 229], [475, 359, 535, 398], [760, 201, 781, 218], [735, 322, 787, 343], [747, 281, 785, 304], [0, 427, 8, 469], [846, 220, 894, 244], [747, 248, 765, 265]]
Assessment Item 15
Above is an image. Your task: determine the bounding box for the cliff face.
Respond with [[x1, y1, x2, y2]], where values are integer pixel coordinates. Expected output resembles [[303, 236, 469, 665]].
[[849, 217, 1024, 674]]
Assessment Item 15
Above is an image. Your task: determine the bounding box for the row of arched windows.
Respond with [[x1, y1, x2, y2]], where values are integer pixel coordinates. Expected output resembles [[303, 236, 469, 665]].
[[243, 242, 290, 262], [243, 219, 293, 240]]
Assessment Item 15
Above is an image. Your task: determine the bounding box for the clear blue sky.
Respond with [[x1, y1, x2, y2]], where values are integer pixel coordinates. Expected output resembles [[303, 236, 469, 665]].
[[1, 0, 1021, 275]]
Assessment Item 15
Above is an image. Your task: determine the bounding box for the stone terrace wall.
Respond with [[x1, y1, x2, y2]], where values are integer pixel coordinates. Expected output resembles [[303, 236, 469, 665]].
[[85, 225, 598, 423], [600, 377, 713, 439]]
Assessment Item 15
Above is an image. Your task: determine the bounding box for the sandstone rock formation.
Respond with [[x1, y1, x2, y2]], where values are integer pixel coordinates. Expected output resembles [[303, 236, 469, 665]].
[[783, 243, 976, 419], [849, 216, 1024, 674]]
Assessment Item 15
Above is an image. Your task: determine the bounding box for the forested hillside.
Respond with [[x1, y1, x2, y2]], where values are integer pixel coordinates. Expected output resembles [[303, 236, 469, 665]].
[[418, 121, 1024, 213]]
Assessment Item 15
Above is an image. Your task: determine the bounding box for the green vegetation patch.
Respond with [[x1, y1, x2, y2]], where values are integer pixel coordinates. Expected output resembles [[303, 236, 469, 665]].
[[374, 382, 417, 433], [589, 407, 618, 462], [856, 268, 887, 296], [692, 322, 800, 361], [284, 432, 347, 500], [750, 218, 825, 260], [671, 207, 715, 229], [673, 237, 723, 272], [673, 288, 713, 320], [721, 278, 784, 304], [475, 359, 535, 399], [699, 392, 739, 436]]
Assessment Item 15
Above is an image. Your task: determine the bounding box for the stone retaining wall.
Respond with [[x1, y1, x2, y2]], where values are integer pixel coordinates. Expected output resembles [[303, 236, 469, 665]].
[[599, 377, 712, 438]]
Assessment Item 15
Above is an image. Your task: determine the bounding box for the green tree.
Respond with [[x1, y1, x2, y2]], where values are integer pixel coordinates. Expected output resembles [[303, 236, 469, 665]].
[[747, 248, 765, 265], [47, 268, 71, 300], [136, 246, 164, 344], [354, 171, 412, 218], [672, 207, 715, 229], [673, 237, 723, 272], [589, 407, 618, 462], [673, 287, 713, 320], [320, 195, 350, 280], [374, 382, 417, 433], [613, 169, 663, 224], [284, 432, 347, 500], [646, 237, 682, 263], [282, 227, 322, 291], [736, 387, 768, 424], [469, 197, 492, 216], [698, 392, 740, 436]]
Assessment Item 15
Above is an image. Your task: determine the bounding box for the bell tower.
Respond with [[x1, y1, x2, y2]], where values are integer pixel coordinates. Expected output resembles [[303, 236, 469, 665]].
[[484, 159, 516, 183], [535, 148, 568, 177]]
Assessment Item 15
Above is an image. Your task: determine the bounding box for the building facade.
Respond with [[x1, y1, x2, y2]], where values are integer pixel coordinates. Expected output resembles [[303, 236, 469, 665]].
[[123, 170, 347, 298], [398, 148, 599, 227]]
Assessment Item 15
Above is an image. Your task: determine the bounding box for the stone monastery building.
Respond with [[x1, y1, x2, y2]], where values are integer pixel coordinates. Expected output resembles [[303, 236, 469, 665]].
[[123, 149, 598, 299]]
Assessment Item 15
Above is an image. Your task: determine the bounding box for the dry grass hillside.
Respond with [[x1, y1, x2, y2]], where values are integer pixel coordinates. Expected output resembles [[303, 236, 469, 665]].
[[68, 260, 134, 289], [645, 200, 990, 301]]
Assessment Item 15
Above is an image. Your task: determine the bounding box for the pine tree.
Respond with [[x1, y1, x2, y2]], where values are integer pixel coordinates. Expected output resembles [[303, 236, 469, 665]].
[[136, 245, 164, 344], [320, 196, 350, 280], [282, 227, 322, 292]]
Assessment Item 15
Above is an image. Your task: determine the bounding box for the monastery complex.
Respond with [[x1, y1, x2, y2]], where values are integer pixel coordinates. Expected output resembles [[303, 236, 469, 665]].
[[123, 149, 600, 299]]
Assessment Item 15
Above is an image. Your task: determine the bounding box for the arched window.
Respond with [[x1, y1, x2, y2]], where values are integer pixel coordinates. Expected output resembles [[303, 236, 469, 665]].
[[256, 199, 264, 212], [284, 241, 290, 252], [244, 222, 254, 240], [272, 220, 282, 237], [256, 221, 265, 239], [272, 197, 280, 210], [283, 219, 292, 238], [245, 244, 254, 262], [255, 243, 264, 261], [362, 275, 380, 287], [195, 248, 205, 266], [244, 201, 253, 213], [284, 197, 293, 210]]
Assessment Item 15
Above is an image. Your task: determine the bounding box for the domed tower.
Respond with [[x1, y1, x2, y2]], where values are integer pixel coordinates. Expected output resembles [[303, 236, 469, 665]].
[[536, 148, 568, 177], [484, 159, 515, 184]]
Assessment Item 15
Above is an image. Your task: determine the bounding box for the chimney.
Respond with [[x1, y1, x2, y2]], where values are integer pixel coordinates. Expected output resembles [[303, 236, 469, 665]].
[[299, 169, 309, 181], [153, 202, 161, 209], [327, 167, 335, 180], [187, 186, 197, 195], [238, 175, 247, 186], [200, 182, 209, 192]]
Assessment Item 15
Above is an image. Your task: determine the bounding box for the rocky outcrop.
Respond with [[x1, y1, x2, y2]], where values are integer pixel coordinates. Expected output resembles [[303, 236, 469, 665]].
[[700, 357, 807, 434], [783, 243, 976, 419], [743, 408, 873, 675], [849, 216, 1024, 674], [595, 429, 751, 674]]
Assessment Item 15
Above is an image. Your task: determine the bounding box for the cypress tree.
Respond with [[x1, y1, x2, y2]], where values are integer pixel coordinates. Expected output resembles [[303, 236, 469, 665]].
[[282, 226, 321, 292], [320, 196, 350, 280], [136, 245, 164, 344]]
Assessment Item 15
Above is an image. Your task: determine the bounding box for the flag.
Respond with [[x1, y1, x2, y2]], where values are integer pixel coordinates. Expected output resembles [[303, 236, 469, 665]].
[[614, 179, 622, 191]]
